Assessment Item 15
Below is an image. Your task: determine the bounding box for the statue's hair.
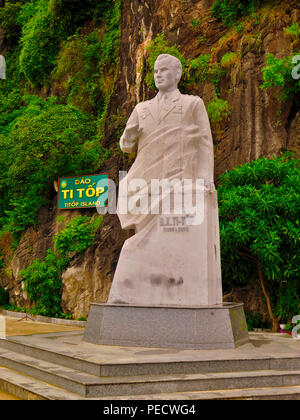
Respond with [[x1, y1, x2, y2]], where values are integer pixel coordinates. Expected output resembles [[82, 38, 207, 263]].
[[155, 54, 182, 82]]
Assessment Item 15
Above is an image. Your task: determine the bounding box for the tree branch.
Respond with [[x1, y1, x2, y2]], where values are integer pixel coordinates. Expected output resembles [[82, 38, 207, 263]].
[[236, 249, 258, 263]]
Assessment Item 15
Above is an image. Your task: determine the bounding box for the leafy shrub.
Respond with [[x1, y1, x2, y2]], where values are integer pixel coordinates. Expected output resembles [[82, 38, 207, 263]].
[[21, 249, 68, 316], [54, 215, 103, 256], [52, 30, 104, 113], [188, 54, 225, 87], [18, 0, 67, 86], [21, 215, 102, 317], [48, 0, 112, 27], [218, 154, 300, 331], [261, 53, 300, 101], [50, 0, 120, 117], [207, 97, 231, 123], [212, 0, 264, 26], [17, 0, 120, 87], [52, 11, 120, 115], [0, 287, 9, 306], [145, 34, 187, 90], [77, 316, 87, 321], [0, 0, 29, 43], [245, 311, 271, 331], [0, 88, 24, 135], [221, 52, 239, 68], [3, 303, 25, 312], [0, 95, 99, 236], [284, 23, 300, 40], [146, 34, 225, 94]]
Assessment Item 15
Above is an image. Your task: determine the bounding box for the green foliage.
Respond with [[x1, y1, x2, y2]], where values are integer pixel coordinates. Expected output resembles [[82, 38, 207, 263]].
[[197, 35, 207, 45], [284, 23, 300, 40], [77, 316, 87, 321], [212, 0, 264, 26], [0, 95, 99, 236], [0, 287, 9, 306], [48, 0, 112, 27], [16, 0, 119, 87], [218, 155, 300, 326], [50, 0, 121, 120], [0, 89, 24, 135], [221, 52, 239, 68], [245, 311, 271, 331], [261, 53, 300, 101], [52, 30, 105, 113], [3, 303, 25, 312], [207, 97, 231, 123], [21, 215, 102, 317], [18, 0, 67, 86], [21, 249, 68, 316], [146, 34, 225, 95], [145, 34, 187, 90], [190, 19, 201, 31], [274, 280, 300, 323], [0, 0, 29, 43], [54, 215, 103, 256], [0, 1, 121, 239], [58, 312, 73, 319], [52, 0, 121, 115]]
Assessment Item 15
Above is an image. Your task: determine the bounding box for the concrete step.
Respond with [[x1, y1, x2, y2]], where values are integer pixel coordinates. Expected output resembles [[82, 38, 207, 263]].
[[0, 336, 102, 377], [96, 386, 300, 400], [1, 347, 300, 398], [0, 366, 83, 400], [0, 348, 101, 397], [1, 362, 300, 401], [1, 363, 299, 400], [1, 336, 300, 378]]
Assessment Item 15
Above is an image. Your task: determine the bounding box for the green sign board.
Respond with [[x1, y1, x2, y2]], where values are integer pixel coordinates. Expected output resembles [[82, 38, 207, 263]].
[[58, 174, 108, 210]]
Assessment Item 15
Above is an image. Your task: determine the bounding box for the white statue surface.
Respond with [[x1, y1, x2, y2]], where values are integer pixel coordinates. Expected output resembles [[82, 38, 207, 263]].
[[0, 55, 5, 80], [108, 54, 223, 306]]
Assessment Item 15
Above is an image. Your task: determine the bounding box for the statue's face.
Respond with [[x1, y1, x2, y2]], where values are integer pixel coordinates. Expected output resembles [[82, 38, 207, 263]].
[[154, 58, 179, 92]]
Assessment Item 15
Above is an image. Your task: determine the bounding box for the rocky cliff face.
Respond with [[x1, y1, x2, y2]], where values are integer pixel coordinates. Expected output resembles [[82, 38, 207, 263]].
[[1, 0, 299, 318], [111, 0, 299, 177]]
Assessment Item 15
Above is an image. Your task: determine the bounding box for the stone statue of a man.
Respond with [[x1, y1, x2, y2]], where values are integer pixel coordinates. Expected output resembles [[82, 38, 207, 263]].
[[108, 54, 223, 307]]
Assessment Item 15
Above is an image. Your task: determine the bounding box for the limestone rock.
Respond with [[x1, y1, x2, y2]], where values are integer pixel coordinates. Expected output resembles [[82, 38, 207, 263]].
[[61, 215, 128, 318]]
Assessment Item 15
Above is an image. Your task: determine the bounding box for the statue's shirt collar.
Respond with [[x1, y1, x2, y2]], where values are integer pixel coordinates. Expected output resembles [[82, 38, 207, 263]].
[[157, 89, 181, 103]]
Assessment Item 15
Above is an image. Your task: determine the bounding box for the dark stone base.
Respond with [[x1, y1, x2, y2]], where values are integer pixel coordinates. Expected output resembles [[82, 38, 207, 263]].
[[83, 303, 249, 350]]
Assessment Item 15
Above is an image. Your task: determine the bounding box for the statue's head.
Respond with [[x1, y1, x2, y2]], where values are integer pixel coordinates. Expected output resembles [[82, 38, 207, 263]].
[[154, 54, 182, 92]]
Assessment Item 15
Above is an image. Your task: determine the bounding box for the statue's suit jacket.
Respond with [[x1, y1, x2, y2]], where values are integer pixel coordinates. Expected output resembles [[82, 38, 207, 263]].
[[118, 90, 215, 230], [120, 90, 214, 185]]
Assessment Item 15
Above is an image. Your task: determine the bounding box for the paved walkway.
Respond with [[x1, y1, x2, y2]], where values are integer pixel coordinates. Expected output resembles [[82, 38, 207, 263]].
[[3, 326, 300, 366], [0, 390, 20, 400], [2, 316, 84, 337], [0, 317, 84, 400]]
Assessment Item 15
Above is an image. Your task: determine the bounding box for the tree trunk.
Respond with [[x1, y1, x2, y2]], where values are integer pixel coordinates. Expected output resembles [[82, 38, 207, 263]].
[[257, 262, 280, 333]]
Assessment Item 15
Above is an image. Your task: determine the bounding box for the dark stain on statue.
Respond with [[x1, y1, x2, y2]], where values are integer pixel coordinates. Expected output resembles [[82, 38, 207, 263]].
[[150, 274, 162, 286], [123, 278, 133, 288], [150, 274, 184, 287], [169, 276, 184, 286], [112, 299, 128, 304]]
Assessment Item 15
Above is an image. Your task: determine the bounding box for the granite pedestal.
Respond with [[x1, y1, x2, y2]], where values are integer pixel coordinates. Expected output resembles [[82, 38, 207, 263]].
[[83, 303, 249, 350]]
